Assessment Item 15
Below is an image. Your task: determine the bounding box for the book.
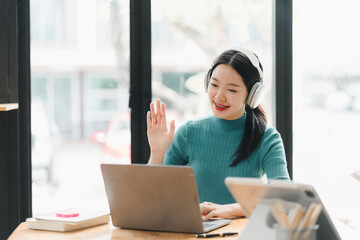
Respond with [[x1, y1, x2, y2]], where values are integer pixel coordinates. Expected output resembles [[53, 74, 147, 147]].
[[26, 209, 110, 232]]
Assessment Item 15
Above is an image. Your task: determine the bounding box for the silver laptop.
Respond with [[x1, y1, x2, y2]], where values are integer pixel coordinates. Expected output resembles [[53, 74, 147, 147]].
[[101, 164, 231, 233], [225, 177, 341, 240]]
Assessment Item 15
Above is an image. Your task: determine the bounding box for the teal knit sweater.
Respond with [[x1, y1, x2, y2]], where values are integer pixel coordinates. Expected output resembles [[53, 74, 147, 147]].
[[163, 114, 290, 204]]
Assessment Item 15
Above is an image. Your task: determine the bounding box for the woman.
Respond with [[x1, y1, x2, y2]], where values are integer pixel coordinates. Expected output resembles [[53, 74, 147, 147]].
[[147, 49, 290, 220]]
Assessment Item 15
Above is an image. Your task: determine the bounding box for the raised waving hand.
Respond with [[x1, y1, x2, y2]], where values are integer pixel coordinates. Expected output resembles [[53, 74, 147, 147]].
[[147, 100, 175, 165]]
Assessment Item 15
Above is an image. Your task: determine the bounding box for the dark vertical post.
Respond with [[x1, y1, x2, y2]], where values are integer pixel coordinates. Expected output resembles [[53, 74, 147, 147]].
[[129, 0, 151, 164], [0, 0, 9, 103], [2, 109, 21, 237], [8, 0, 19, 103], [0, 0, 12, 237], [0, 110, 13, 239], [0, 0, 31, 238], [275, 0, 293, 179], [17, 0, 32, 222]]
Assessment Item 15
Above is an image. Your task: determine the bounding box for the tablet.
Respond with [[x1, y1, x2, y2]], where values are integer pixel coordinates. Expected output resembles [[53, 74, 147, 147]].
[[225, 177, 341, 240]]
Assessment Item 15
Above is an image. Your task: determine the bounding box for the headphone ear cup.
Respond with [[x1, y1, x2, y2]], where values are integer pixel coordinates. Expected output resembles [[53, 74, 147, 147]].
[[247, 82, 266, 109]]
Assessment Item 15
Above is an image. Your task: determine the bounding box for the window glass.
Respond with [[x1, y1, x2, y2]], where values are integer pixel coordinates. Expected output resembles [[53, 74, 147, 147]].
[[151, 0, 275, 126], [293, 1, 360, 239], [30, 0, 64, 43], [31, 0, 130, 215]]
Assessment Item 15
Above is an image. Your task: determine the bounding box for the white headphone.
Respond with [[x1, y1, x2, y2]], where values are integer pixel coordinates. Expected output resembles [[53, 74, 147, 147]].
[[239, 48, 266, 109]]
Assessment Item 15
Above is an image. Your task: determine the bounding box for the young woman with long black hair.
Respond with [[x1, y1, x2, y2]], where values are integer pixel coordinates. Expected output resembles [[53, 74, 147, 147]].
[[147, 49, 290, 220]]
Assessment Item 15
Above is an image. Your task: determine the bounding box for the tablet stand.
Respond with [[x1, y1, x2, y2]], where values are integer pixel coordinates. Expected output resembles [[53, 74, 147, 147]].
[[238, 198, 302, 240]]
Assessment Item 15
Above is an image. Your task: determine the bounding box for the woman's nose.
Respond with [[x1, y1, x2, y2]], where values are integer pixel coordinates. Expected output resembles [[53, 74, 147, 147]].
[[215, 89, 226, 101]]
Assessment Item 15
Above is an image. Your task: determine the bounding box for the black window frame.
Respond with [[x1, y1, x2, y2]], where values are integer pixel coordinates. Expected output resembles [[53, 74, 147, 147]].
[[275, 0, 293, 179]]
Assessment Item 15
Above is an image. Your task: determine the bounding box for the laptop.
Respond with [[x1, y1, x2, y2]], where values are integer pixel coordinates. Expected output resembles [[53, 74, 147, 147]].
[[100, 164, 231, 233], [225, 177, 341, 240]]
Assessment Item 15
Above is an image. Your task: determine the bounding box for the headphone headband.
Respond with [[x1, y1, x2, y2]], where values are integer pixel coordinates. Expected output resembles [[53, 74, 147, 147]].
[[238, 48, 263, 81], [238, 48, 265, 109]]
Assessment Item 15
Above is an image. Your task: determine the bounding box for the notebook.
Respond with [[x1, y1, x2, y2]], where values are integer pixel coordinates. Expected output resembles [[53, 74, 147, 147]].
[[225, 177, 341, 240], [100, 164, 231, 233]]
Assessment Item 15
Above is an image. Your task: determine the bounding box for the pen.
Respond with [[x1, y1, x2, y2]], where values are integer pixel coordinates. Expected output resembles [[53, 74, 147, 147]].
[[195, 232, 238, 238]]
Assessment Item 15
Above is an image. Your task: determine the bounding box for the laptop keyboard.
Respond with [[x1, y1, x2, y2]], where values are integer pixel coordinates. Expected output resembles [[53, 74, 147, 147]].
[[203, 221, 217, 228], [202, 219, 232, 232]]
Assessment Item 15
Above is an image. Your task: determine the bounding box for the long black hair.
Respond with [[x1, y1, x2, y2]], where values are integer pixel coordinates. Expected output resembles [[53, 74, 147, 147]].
[[205, 49, 267, 166]]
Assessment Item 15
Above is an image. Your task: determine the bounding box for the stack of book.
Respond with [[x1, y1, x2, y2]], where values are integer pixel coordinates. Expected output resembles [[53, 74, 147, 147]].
[[26, 209, 110, 232]]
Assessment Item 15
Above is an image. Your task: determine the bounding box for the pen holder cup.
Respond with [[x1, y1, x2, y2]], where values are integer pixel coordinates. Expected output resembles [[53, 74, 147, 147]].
[[273, 224, 319, 240]]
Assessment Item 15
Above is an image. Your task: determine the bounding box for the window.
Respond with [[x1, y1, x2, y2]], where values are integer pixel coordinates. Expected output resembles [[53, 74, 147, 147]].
[[151, 0, 275, 126], [30, 0, 65, 43], [293, 0, 360, 238], [31, 0, 130, 215]]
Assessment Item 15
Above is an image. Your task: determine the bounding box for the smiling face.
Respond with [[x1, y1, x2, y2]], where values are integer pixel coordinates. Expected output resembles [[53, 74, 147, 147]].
[[207, 64, 248, 120]]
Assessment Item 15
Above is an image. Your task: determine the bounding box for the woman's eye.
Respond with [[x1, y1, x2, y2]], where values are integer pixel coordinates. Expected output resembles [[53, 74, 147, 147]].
[[228, 89, 237, 93], [210, 83, 218, 87]]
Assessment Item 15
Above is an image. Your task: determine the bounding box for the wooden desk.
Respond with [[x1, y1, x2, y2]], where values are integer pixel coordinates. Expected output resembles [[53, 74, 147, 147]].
[[9, 218, 247, 240]]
